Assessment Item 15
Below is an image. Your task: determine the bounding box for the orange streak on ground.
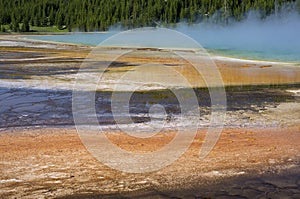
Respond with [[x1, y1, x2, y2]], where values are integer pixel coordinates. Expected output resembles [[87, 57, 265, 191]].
[[0, 127, 300, 197]]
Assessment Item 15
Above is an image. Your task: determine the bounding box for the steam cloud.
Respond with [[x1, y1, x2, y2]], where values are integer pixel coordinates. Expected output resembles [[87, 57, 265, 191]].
[[175, 3, 300, 62]]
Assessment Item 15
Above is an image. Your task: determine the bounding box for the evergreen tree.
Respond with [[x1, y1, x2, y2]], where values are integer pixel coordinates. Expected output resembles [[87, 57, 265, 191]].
[[55, 11, 64, 30], [49, 8, 56, 26], [1, 25, 6, 32], [11, 14, 20, 32], [42, 9, 48, 26], [0, 0, 297, 32], [21, 18, 30, 32]]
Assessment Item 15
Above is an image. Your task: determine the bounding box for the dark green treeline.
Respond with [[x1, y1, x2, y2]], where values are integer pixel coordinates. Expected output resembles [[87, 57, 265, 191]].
[[0, 0, 299, 32]]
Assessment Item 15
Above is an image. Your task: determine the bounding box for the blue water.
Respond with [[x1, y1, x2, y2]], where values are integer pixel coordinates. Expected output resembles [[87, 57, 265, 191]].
[[207, 48, 300, 63], [26, 32, 115, 46], [25, 29, 300, 63]]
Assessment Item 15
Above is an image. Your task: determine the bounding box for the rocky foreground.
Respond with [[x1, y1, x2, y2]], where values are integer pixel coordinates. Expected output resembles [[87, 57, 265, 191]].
[[0, 127, 300, 198]]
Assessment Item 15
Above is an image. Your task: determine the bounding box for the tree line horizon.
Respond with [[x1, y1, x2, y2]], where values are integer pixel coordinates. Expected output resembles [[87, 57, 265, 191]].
[[0, 0, 299, 32]]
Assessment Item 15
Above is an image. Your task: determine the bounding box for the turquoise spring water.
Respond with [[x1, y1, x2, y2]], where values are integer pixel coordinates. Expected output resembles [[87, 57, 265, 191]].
[[25, 29, 300, 63]]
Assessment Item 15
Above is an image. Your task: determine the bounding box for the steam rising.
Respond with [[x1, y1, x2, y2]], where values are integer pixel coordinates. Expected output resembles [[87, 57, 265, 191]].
[[25, 3, 300, 62], [176, 3, 300, 62]]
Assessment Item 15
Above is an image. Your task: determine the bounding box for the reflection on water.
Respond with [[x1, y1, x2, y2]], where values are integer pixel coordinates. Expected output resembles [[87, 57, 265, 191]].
[[0, 87, 72, 128], [0, 85, 297, 129]]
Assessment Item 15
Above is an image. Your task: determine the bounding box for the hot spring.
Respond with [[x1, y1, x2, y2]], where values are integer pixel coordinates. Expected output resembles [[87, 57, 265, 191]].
[[24, 9, 300, 63]]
